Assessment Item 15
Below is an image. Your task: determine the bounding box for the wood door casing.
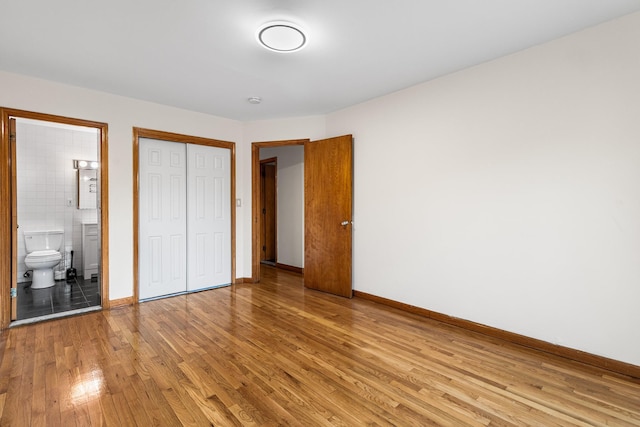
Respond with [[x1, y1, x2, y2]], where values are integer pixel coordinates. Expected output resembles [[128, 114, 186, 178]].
[[260, 160, 276, 262], [304, 135, 353, 298], [9, 119, 17, 320]]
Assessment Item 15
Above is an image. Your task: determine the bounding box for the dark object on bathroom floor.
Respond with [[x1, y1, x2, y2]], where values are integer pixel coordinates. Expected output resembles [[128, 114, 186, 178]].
[[66, 250, 77, 282]]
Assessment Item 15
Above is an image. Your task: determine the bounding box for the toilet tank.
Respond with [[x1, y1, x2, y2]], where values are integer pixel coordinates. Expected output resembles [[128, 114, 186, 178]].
[[24, 230, 63, 253]]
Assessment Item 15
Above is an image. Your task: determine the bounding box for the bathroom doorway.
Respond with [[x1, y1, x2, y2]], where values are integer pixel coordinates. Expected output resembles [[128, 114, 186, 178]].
[[0, 108, 109, 328]]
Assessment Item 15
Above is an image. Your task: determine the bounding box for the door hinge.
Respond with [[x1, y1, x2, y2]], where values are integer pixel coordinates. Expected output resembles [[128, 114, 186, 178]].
[[10, 288, 17, 298], [262, 208, 266, 214], [262, 245, 266, 252]]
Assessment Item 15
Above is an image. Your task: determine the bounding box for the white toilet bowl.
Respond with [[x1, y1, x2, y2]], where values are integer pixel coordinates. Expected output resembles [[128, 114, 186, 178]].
[[25, 250, 63, 289], [24, 230, 63, 289]]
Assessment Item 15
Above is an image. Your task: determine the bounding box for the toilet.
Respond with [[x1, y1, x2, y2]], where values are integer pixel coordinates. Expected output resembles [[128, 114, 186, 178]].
[[24, 230, 63, 289]]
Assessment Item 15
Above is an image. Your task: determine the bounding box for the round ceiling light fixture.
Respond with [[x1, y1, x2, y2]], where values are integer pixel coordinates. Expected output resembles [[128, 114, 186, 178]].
[[257, 21, 307, 53], [247, 96, 262, 104]]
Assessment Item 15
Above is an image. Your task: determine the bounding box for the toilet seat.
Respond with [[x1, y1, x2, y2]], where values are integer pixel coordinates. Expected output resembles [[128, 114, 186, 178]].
[[26, 250, 61, 263]]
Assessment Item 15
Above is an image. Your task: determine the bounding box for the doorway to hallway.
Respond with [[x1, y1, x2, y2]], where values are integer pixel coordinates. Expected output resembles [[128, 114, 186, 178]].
[[251, 135, 353, 298]]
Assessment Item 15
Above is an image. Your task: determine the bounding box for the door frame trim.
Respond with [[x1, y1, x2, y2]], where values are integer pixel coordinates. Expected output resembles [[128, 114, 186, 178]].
[[251, 139, 308, 282], [132, 127, 237, 303], [0, 107, 110, 329]]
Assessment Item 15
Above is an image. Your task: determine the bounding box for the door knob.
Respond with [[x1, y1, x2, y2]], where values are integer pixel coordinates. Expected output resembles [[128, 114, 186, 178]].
[[341, 220, 350, 226]]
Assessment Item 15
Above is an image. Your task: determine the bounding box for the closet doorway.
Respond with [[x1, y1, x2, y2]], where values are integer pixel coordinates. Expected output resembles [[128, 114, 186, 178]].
[[133, 128, 236, 302]]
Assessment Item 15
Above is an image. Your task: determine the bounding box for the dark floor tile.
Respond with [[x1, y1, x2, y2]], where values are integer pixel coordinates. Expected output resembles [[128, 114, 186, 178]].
[[17, 276, 100, 320]]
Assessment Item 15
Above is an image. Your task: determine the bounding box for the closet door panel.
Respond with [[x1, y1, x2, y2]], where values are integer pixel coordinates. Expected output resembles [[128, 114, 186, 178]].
[[139, 138, 187, 300], [187, 144, 231, 291]]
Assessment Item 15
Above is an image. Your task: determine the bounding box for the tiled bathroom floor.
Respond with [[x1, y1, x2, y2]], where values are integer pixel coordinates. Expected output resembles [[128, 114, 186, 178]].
[[16, 276, 101, 320]]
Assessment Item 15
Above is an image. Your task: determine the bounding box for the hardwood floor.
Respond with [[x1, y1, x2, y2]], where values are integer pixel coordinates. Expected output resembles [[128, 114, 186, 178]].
[[1, 266, 639, 426]]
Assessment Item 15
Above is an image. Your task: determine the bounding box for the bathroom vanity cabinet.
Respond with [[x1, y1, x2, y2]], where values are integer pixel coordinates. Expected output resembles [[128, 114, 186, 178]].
[[82, 223, 99, 280]]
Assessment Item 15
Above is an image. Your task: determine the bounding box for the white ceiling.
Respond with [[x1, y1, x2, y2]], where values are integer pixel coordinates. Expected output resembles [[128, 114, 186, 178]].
[[2, 1, 640, 122]]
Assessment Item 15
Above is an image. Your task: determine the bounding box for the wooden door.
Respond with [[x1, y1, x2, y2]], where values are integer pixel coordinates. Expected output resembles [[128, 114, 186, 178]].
[[260, 161, 276, 262], [304, 135, 353, 298], [139, 138, 187, 300], [186, 143, 231, 291]]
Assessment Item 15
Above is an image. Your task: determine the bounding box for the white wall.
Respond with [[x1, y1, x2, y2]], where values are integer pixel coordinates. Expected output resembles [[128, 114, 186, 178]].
[[326, 12, 640, 366], [260, 146, 304, 268], [1, 71, 242, 300]]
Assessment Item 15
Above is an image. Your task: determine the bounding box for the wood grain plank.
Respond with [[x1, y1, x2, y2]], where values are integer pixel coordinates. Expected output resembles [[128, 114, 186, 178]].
[[304, 135, 353, 298]]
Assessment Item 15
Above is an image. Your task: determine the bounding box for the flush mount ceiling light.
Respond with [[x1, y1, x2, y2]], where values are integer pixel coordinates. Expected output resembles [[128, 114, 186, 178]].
[[247, 96, 262, 104], [257, 21, 307, 53]]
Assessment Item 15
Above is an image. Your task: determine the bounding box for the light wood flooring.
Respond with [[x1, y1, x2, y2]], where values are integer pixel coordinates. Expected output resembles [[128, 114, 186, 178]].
[[1, 266, 639, 426]]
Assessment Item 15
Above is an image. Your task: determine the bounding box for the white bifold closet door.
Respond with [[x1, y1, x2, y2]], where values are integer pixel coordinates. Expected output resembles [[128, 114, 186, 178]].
[[139, 138, 231, 300], [186, 143, 231, 291]]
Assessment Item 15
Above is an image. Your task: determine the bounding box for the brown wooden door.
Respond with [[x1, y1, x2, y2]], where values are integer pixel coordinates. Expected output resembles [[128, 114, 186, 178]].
[[304, 135, 353, 298], [260, 161, 276, 262]]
